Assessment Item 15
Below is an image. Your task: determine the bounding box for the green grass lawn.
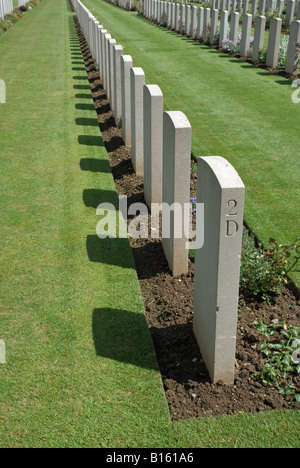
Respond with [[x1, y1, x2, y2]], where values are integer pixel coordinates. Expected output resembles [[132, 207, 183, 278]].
[[0, 0, 171, 447], [86, 0, 300, 288], [0, 0, 299, 447]]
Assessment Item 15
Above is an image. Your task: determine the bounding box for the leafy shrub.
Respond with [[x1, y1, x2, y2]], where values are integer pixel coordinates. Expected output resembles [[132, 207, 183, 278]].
[[240, 231, 300, 302], [258, 47, 267, 63], [253, 318, 300, 402], [12, 9, 22, 18], [222, 32, 254, 55], [222, 38, 241, 54], [190, 160, 197, 177], [265, 10, 279, 29], [199, 1, 211, 8], [280, 13, 287, 29], [0, 20, 12, 32], [5, 13, 20, 24], [278, 35, 289, 68]]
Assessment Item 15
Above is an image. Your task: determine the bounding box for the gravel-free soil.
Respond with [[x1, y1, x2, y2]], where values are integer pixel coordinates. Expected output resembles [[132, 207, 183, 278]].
[[73, 14, 300, 421]]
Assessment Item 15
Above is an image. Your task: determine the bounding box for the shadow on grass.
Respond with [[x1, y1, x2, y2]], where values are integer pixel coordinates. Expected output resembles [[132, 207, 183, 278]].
[[78, 135, 104, 147], [83, 188, 117, 208], [86, 236, 133, 269], [275, 79, 293, 85], [92, 308, 158, 370], [76, 103, 95, 110], [75, 93, 93, 99], [80, 158, 112, 173], [74, 84, 90, 90], [76, 117, 99, 127], [92, 307, 206, 382]]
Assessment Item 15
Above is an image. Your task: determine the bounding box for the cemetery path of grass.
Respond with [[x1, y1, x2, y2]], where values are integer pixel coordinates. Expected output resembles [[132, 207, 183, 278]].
[[0, 0, 172, 448], [85, 0, 300, 287], [0, 0, 299, 448]]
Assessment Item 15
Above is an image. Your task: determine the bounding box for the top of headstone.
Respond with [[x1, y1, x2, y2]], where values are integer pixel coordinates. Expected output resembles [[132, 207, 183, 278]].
[[121, 55, 133, 63], [199, 156, 245, 189], [164, 111, 191, 130], [144, 84, 163, 96], [131, 67, 145, 76]]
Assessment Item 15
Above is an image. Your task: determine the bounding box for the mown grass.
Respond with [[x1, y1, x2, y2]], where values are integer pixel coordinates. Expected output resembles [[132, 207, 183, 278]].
[[85, 0, 300, 288], [0, 0, 171, 448], [0, 0, 299, 447]]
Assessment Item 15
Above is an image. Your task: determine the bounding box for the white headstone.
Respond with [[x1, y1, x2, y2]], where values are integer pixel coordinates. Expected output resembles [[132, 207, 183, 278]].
[[113, 44, 124, 127], [266, 17, 282, 68], [252, 15, 266, 62], [131, 67, 146, 176], [285, 20, 300, 75], [193, 156, 245, 385], [162, 111, 191, 276], [143, 85, 163, 206], [121, 55, 133, 146]]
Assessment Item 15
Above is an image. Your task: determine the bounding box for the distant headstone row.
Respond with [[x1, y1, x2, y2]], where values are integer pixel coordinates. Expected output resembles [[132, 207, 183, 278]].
[[105, 0, 133, 11], [72, 0, 245, 385], [0, 0, 13, 20], [143, 0, 300, 75], [143, 0, 300, 17], [189, 0, 299, 17]]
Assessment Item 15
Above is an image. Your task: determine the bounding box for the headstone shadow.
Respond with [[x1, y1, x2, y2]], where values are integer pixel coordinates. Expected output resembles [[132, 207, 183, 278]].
[[92, 308, 158, 371]]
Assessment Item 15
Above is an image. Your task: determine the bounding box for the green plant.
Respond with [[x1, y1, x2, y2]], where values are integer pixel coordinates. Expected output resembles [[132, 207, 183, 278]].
[[13, 9, 23, 18], [278, 35, 289, 68], [4, 14, 19, 24], [258, 47, 267, 63], [253, 319, 300, 402], [0, 20, 12, 31], [191, 160, 197, 177], [280, 13, 287, 29], [265, 10, 279, 29], [199, 1, 211, 8], [240, 231, 300, 302]]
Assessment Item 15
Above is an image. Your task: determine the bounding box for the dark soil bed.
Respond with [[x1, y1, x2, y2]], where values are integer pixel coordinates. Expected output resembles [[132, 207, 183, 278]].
[[73, 14, 300, 421]]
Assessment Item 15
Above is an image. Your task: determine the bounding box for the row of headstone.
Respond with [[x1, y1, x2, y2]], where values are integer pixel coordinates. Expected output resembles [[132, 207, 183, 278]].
[[144, 0, 300, 74], [186, 0, 300, 18], [207, 0, 295, 14], [0, 0, 13, 20], [105, 0, 133, 11], [144, 0, 300, 20], [72, 0, 245, 386]]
